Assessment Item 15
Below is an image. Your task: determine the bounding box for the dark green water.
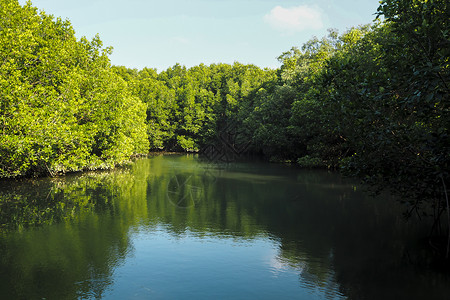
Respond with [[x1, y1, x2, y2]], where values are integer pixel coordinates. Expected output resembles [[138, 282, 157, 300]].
[[0, 155, 449, 299]]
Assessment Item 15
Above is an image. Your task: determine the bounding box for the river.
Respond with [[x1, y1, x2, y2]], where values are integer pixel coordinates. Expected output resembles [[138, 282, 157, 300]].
[[0, 154, 448, 299]]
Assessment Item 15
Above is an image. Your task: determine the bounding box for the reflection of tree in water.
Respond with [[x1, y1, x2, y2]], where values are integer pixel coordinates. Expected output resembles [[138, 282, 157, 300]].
[[145, 156, 450, 300], [250, 174, 448, 300], [0, 173, 112, 231], [166, 174, 207, 208], [145, 159, 328, 286], [0, 167, 147, 299], [1, 155, 449, 299]]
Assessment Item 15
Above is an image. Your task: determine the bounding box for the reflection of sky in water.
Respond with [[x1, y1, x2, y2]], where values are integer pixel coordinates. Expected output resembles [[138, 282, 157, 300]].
[[105, 226, 345, 300]]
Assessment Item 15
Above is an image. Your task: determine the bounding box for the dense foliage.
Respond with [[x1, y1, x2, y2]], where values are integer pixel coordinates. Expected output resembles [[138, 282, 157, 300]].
[[0, 0, 148, 178], [112, 63, 276, 152], [1, 0, 449, 255]]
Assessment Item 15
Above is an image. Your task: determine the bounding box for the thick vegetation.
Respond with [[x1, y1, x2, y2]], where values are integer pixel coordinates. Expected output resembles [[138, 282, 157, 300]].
[[111, 63, 276, 152], [1, 0, 449, 254], [0, 0, 148, 178]]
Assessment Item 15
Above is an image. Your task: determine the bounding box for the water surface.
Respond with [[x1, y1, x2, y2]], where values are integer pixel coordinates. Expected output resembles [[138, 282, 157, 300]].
[[0, 155, 448, 299]]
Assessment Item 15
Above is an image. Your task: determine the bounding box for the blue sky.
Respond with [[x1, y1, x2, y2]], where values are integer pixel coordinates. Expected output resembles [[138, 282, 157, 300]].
[[19, 0, 380, 71]]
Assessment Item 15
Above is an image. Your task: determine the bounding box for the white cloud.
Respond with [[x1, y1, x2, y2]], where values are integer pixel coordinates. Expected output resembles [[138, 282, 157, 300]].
[[264, 5, 324, 33]]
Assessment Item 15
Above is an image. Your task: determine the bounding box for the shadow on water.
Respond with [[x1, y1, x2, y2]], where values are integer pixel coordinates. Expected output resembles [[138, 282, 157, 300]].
[[0, 154, 449, 299]]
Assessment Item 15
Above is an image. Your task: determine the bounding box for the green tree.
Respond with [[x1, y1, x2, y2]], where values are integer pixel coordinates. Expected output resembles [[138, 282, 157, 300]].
[[315, 0, 450, 256], [0, 0, 148, 178]]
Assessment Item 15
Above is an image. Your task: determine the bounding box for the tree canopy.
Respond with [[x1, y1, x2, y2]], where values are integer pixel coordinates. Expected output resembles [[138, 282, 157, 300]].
[[0, 0, 148, 178]]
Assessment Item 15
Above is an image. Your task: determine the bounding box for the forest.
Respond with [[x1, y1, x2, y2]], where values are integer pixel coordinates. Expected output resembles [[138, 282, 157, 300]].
[[0, 0, 449, 251]]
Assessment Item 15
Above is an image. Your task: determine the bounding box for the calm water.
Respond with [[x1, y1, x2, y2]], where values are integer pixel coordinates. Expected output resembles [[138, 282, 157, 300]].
[[0, 155, 449, 299]]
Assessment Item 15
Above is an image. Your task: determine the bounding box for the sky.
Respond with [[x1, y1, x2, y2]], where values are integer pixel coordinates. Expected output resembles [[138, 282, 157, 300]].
[[18, 0, 381, 71]]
